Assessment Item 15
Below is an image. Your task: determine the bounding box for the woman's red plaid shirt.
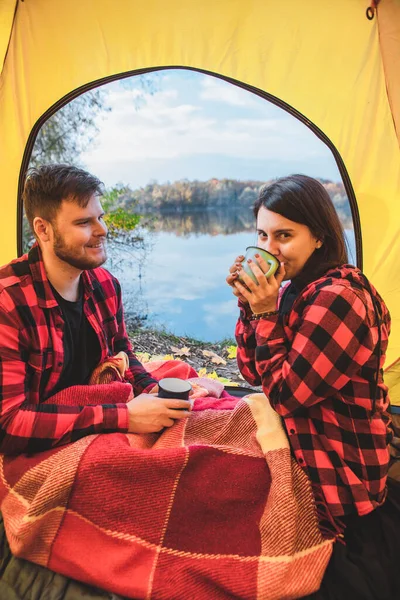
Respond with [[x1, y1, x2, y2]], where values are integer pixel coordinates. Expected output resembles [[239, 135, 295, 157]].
[[236, 265, 392, 519]]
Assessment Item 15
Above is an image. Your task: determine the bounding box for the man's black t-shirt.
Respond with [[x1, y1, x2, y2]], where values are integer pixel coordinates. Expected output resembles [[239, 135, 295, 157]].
[[51, 282, 101, 393]]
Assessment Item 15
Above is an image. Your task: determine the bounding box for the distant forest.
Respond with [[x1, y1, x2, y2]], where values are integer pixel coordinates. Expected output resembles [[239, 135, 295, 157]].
[[117, 178, 353, 230]]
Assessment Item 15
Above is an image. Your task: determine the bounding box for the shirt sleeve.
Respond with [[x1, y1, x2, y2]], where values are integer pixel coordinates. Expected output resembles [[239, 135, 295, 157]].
[[0, 308, 129, 455], [111, 279, 158, 395], [252, 285, 377, 417]]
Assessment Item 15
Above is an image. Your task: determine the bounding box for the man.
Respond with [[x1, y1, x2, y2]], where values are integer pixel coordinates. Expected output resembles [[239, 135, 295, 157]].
[[0, 165, 190, 455]]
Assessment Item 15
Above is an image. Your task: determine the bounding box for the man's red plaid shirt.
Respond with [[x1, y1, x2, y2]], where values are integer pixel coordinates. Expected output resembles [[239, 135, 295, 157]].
[[236, 265, 392, 519], [0, 245, 157, 455]]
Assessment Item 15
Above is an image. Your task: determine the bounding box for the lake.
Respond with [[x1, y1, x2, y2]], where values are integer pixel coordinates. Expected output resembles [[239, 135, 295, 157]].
[[108, 210, 356, 342]]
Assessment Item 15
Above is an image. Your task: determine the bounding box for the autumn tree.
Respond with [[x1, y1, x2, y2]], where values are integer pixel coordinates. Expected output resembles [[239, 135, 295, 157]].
[[29, 90, 108, 168], [23, 74, 161, 252]]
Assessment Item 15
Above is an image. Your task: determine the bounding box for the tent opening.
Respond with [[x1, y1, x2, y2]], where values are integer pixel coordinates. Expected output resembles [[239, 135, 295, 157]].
[[20, 67, 359, 343]]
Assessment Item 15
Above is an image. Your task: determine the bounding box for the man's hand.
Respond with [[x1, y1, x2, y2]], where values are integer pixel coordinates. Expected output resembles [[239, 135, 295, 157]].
[[126, 393, 191, 433]]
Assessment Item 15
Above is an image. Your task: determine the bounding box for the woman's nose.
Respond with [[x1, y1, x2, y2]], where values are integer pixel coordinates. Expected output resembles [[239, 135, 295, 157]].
[[260, 239, 277, 255]]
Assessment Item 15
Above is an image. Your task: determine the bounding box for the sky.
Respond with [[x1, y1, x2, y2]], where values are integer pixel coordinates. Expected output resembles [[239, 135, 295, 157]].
[[81, 69, 343, 189]]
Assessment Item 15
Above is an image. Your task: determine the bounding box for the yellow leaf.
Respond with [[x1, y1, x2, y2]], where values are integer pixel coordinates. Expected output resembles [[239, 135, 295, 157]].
[[207, 370, 219, 380], [205, 371, 234, 384], [226, 345, 237, 359], [136, 352, 151, 363], [150, 354, 168, 362], [196, 367, 239, 386]]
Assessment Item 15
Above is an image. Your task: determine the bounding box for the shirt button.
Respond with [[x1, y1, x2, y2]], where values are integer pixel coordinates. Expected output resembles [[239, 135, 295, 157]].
[[289, 429, 295, 434], [298, 457, 304, 464], [58, 361, 63, 367]]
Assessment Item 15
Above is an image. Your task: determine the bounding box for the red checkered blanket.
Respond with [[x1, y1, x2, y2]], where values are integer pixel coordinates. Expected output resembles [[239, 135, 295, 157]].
[[0, 360, 334, 599]]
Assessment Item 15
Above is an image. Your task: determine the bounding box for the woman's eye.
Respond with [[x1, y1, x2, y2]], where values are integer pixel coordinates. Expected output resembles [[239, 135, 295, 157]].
[[279, 233, 291, 239]]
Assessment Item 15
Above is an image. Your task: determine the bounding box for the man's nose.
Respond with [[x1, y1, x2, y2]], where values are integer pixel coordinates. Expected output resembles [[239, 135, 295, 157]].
[[95, 220, 108, 237]]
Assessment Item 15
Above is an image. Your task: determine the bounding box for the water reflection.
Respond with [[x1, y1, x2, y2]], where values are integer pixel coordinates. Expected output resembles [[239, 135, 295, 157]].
[[145, 208, 256, 237]]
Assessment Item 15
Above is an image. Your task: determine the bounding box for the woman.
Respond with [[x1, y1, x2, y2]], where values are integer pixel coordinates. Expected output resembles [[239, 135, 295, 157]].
[[227, 175, 398, 599]]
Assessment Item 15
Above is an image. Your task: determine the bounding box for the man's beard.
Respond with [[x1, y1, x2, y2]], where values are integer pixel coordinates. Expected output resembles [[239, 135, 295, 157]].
[[53, 229, 107, 270]]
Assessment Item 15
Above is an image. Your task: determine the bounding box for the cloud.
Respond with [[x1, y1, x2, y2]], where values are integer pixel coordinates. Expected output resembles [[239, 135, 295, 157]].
[[202, 299, 238, 328], [84, 87, 215, 162], [81, 74, 339, 188], [83, 86, 324, 166], [200, 76, 258, 107]]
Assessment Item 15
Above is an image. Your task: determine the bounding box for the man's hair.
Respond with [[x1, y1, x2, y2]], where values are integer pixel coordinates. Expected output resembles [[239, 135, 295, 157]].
[[23, 164, 104, 231]]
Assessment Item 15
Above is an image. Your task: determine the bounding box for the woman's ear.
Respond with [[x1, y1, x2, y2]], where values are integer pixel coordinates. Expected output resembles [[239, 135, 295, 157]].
[[315, 240, 323, 249]]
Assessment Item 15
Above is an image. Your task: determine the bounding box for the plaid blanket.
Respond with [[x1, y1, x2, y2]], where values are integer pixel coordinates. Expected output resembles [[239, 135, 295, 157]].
[[0, 360, 334, 599]]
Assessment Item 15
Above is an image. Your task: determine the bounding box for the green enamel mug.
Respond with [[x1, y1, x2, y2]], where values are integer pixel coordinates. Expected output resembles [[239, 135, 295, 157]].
[[238, 246, 280, 284]]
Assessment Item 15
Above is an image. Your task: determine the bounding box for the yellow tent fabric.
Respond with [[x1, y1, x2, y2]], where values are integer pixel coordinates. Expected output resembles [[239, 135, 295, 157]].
[[0, 0, 16, 71], [0, 0, 399, 396], [378, 0, 400, 146]]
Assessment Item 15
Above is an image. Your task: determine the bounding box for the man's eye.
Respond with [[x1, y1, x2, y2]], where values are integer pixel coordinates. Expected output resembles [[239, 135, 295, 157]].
[[78, 221, 89, 225]]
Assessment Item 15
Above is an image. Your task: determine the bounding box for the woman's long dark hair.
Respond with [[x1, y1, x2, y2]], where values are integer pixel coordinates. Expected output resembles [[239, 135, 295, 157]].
[[254, 174, 349, 287]]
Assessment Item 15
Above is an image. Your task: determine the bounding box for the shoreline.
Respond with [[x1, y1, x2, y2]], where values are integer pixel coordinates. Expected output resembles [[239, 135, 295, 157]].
[[127, 325, 256, 387]]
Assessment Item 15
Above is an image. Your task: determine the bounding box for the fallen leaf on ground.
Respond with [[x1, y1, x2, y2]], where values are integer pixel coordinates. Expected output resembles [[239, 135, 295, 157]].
[[226, 345, 237, 359], [214, 375, 236, 385], [206, 370, 225, 381], [150, 354, 170, 362], [202, 350, 226, 365], [170, 346, 191, 357], [199, 369, 238, 385], [211, 355, 227, 365], [136, 352, 151, 363]]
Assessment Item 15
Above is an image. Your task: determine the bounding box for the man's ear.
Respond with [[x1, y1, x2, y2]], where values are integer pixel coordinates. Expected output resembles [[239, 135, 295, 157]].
[[33, 217, 52, 243]]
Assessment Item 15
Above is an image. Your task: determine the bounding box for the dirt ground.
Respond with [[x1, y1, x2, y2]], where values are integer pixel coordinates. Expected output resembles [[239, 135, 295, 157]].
[[128, 326, 260, 389]]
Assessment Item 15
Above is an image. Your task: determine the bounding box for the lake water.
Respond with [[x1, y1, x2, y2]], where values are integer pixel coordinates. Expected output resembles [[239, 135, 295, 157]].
[[109, 211, 356, 342]]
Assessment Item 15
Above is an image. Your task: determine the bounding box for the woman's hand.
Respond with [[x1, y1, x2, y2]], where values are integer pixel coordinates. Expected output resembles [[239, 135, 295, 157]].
[[226, 255, 248, 304], [233, 254, 286, 314]]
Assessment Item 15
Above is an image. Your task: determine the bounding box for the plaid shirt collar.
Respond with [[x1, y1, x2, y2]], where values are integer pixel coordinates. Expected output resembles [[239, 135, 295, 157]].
[[27, 243, 93, 309]]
